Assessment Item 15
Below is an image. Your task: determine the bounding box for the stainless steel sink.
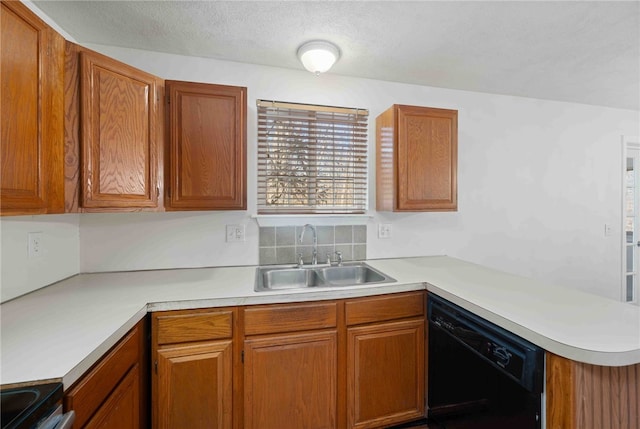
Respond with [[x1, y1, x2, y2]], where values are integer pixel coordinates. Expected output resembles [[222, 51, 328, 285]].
[[318, 265, 387, 285], [255, 262, 395, 291], [261, 268, 325, 289]]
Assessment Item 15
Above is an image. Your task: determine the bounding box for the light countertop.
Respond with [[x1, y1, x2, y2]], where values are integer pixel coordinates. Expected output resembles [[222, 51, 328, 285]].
[[1, 256, 639, 389]]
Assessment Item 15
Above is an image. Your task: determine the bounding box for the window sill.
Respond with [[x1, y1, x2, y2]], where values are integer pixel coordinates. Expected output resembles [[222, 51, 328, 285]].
[[252, 213, 372, 227]]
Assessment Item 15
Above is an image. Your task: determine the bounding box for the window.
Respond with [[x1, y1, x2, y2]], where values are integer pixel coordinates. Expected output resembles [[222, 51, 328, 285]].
[[257, 100, 368, 214]]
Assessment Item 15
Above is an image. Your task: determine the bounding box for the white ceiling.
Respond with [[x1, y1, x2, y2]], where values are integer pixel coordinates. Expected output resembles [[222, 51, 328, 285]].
[[33, 0, 640, 110]]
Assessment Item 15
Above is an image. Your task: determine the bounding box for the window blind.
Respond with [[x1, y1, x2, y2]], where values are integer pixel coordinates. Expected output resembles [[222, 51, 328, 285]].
[[257, 100, 369, 214]]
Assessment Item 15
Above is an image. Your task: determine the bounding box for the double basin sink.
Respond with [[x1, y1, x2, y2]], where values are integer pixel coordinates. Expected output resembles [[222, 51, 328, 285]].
[[255, 262, 396, 291]]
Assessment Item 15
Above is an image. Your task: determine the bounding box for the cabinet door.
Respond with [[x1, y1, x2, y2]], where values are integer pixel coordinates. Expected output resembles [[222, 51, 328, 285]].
[[347, 319, 425, 429], [244, 331, 337, 429], [80, 50, 160, 208], [1, 1, 64, 215], [155, 341, 233, 429], [85, 365, 140, 429], [397, 105, 457, 211], [166, 81, 246, 210], [64, 322, 147, 429]]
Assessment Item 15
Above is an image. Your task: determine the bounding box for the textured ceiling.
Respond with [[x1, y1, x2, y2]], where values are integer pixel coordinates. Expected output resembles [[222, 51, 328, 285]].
[[33, 1, 640, 110]]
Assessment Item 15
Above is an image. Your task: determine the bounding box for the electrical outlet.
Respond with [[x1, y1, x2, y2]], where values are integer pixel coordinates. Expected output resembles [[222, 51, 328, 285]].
[[226, 224, 245, 242], [28, 232, 43, 258], [378, 223, 392, 239]]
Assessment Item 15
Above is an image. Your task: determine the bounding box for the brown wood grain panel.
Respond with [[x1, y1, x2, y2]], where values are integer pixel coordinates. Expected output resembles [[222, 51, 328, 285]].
[[397, 105, 457, 211], [244, 301, 337, 336], [375, 104, 457, 212], [617, 366, 629, 429], [155, 310, 233, 345], [347, 319, 425, 428], [84, 365, 140, 429], [66, 44, 164, 212], [546, 353, 577, 429], [64, 41, 81, 212], [375, 107, 396, 212], [606, 365, 615, 428], [547, 353, 640, 429], [1, 1, 64, 215], [345, 291, 424, 326], [64, 325, 140, 428], [629, 365, 639, 429], [165, 80, 246, 210], [405, 116, 451, 201], [1, 3, 39, 195], [243, 331, 337, 429], [80, 50, 159, 208], [156, 341, 233, 429], [336, 301, 347, 429]]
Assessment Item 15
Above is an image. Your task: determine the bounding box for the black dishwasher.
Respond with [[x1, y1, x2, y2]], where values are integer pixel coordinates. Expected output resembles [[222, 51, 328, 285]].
[[427, 294, 544, 429]]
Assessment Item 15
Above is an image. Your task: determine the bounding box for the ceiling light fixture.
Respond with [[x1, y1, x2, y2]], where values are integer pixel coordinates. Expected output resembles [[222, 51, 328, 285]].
[[297, 40, 340, 75]]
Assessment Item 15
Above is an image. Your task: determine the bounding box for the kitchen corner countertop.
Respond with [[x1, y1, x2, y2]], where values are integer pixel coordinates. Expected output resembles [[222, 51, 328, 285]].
[[1, 256, 639, 389]]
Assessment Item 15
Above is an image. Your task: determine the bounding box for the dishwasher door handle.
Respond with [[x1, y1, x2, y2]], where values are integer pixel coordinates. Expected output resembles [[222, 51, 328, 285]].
[[56, 411, 75, 429]]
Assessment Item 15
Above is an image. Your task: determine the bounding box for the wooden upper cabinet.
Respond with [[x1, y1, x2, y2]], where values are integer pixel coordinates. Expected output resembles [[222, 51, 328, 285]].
[[165, 81, 246, 210], [376, 104, 458, 211], [78, 49, 162, 209], [1, 1, 65, 215]]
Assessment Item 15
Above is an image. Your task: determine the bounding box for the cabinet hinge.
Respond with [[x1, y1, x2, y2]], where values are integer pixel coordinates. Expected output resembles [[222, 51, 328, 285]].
[[154, 360, 158, 374], [166, 95, 170, 105], [241, 350, 244, 363]]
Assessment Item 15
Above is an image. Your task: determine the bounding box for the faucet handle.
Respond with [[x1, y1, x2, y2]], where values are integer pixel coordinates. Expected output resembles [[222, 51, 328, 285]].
[[297, 253, 304, 267], [326, 253, 332, 265], [335, 251, 343, 266]]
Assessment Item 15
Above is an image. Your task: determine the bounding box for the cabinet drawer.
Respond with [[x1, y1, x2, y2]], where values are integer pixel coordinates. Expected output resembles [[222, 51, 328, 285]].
[[345, 291, 425, 326], [64, 324, 140, 428], [244, 302, 337, 336], [155, 309, 233, 345]]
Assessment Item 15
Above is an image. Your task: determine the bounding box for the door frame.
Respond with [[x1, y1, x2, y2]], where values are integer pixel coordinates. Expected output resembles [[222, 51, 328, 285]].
[[621, 135, 640, 304]]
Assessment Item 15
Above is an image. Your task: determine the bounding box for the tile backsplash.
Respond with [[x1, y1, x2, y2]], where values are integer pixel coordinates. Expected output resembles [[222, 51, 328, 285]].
[[259, 225, 366, 265]]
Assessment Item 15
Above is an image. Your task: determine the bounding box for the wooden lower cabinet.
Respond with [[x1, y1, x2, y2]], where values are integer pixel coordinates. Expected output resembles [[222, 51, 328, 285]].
[[150, 292, 427, 429], [347, 319, 425, 429], [156, 341, 232, 428], [64, 320, 148, 429], [244, 331, 338, 429], [151, 308, 236, 429], [84, 365, 140, 429], [345, 292, 426, 429]]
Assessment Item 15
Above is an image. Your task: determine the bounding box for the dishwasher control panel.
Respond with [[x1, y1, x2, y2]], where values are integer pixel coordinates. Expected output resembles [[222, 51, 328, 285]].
[[429, 294, 543, 393]]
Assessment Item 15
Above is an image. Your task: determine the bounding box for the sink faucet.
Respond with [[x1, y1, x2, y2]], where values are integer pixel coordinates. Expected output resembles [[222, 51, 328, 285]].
[[299, 224, 317, 265]]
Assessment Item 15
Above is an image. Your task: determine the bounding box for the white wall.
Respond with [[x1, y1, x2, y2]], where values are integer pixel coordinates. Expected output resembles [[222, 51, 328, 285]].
[[73, 43, 639, 300], [1, 36, 637, 302], [0, 215, 80, 302]]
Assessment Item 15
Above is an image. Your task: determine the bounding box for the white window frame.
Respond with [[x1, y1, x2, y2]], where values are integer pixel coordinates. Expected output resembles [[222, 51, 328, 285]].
[[621, 135, 640, 305]]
